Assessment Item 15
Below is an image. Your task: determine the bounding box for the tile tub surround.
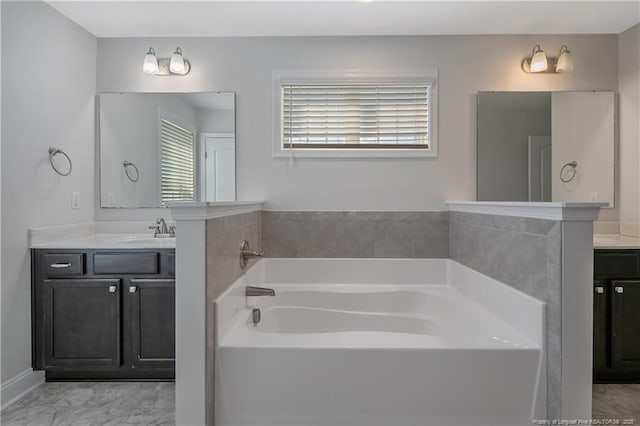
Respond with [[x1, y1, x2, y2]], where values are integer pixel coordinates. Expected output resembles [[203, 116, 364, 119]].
[[205, 210, 262, 426], [449, 211, 562, 418], [447, 202, 603, 422], [262, 211, 449, 258], [169, 201, 263, 426]]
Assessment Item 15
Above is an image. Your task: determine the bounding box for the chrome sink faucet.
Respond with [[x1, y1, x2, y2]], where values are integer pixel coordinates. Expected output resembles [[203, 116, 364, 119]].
[[149, 217, 175, 238]]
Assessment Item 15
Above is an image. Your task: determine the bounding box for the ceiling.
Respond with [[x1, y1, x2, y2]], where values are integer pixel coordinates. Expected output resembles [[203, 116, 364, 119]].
[[47, 1, 640, 38]]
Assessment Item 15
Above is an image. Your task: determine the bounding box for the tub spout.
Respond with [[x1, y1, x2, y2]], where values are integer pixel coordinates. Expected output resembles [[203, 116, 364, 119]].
[[246, 286, 276, 297]]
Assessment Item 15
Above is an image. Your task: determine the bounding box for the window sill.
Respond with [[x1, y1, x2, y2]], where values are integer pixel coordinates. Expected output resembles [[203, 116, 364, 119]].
[[272, 148, 438, 159]]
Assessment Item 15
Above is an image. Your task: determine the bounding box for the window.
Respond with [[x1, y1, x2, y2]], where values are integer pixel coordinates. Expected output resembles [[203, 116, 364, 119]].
[[160, 118, 195, 204], [273, 70, 437, 158]]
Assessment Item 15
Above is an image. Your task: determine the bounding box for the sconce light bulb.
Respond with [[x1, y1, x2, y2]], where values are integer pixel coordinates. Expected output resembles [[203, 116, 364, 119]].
[[556, 46, 574, 73], [143, 48, 158, 74], [170, 47, 186, 74], [530, 49, 548, 73]]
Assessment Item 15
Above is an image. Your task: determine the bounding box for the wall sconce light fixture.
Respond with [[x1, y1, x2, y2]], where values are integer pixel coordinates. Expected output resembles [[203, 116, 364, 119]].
[[143, 46, 190, 76], [522, 45, 574, 74]]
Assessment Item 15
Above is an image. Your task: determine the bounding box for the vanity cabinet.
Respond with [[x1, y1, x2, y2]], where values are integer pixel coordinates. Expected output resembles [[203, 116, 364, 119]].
[[31, 249, 175, 380], [593, 250, 640, 382]]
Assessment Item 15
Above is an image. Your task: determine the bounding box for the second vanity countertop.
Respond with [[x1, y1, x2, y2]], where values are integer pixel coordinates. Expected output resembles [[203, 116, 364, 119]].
[[594, 234, 640, 250], [29, 222, 176, 249]]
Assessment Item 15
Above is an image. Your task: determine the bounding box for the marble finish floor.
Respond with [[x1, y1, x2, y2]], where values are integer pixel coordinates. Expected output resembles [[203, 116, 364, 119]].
[[1, 382, 636, 425], [593, 384, 640, 423], [0, 382, 174, 426]]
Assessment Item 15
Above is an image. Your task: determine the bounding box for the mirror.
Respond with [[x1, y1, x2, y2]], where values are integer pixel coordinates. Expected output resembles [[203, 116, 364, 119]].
[[98, 92, 236, 208], [477, 91, 615, 206]]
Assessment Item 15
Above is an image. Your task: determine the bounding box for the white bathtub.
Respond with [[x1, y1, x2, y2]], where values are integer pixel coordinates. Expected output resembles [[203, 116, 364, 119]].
[[215, 259, 546, 426]]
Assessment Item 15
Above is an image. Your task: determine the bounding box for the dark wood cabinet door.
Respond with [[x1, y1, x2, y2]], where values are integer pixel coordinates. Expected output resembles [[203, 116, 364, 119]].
[[593, 280, 609, 380], [129, 279, 175, 368], [43, 279, 121, 367], [611, 280, 640, 370]]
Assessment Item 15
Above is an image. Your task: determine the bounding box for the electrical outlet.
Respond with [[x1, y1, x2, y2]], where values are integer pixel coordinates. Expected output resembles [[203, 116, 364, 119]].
[[107, 192, 115, 207], [72, 192, 80, 209]]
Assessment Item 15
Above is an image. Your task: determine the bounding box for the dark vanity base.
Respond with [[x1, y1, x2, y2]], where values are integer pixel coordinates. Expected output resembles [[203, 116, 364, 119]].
[[31, 248, 176, 381], [594, 249, 640, 383]]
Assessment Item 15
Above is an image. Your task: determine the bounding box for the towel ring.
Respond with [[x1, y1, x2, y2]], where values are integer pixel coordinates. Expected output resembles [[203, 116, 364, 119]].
[[560, 161, 578, 183], [48, 147, 72, 176], [123, 161, 139, 182]]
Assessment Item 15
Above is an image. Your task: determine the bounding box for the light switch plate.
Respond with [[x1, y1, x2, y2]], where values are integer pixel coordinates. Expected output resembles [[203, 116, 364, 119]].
[[72, 192, 80, 209]]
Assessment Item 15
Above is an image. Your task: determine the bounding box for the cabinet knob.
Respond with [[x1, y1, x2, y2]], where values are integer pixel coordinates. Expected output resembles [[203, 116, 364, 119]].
[[595, 286, 604, 294], [615, 286, 624, 294], [129, 286, 137, 293], [108, 285, 117, 293]]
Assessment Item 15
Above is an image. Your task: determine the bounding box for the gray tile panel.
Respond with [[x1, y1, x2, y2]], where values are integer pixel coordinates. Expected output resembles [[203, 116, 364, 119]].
[[450, 211, 562, 419], [205, 210, 262, 426], [262, 211, 449, 258]]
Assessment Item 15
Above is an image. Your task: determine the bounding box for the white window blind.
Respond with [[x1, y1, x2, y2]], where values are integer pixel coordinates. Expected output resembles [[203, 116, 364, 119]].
[[282, 84, 431, 150], [160, 119, 195, 204]]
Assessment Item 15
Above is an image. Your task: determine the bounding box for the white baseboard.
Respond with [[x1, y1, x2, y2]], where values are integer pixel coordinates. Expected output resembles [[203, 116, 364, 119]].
[[620, 222, 640, 238], [1, 369, 45, 410]]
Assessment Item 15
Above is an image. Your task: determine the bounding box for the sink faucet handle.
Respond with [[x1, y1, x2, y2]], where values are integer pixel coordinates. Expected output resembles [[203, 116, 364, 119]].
[[148, 224, 160, 236], [168, 225, 176, 237]]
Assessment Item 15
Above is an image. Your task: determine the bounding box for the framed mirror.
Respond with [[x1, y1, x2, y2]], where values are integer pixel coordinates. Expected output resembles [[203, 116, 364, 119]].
[[98, 92, 236, 208], [477, 91, 615, 206]]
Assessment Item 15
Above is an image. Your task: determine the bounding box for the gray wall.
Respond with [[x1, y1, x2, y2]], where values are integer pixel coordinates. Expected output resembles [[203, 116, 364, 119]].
[[263, 211, 448, 258], [618, 24, 640, 235], [95, 34, 619, 221], [1, 1, 97, 389], [205, 211, 261, 426], [449, 212, 562, 418]]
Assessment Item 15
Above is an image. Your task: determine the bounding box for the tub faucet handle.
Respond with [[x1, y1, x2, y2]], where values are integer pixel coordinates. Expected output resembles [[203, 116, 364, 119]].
[[240, 240, 264, 268]]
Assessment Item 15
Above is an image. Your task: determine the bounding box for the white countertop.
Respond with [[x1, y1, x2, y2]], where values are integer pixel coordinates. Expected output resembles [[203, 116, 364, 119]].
[[29, 222, 176, 249], [30, 234, 176, 249], [594, 234, 640, 249]]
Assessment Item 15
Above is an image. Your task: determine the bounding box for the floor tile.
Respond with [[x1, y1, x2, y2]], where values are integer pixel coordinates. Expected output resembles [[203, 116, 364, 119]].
[[1, 382, 175, 426]]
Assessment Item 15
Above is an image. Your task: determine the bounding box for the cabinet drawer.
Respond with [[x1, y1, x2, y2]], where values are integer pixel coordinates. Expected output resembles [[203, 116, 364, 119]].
[[94, 253, 159, 274], [594, 251, 640, 278], [43, 254, 85, 276]]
